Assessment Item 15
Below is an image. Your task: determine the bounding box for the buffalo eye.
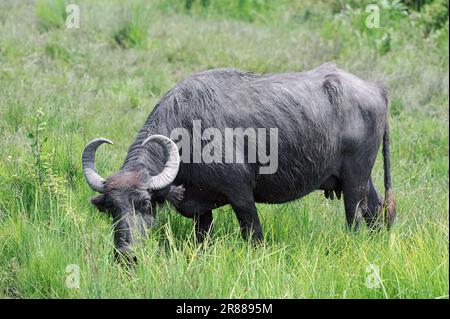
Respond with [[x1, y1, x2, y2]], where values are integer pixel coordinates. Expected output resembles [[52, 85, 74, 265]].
[[143, 198, 151, 208]]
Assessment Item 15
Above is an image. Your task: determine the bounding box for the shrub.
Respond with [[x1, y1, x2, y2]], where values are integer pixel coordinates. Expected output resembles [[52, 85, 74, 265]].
[[417, 0, 449, 35]]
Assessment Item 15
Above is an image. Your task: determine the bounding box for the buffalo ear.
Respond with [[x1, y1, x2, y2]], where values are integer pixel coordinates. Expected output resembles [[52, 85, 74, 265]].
[[91, 194, 107, 212], [166, 185, 185, 209], [150, 185, 185, 207]]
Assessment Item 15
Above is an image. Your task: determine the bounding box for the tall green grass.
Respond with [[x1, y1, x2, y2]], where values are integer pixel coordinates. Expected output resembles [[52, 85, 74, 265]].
[[0, 0, 448, 298]]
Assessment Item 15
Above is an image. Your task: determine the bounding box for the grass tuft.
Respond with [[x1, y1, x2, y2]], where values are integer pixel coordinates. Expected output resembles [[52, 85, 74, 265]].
[[113, 3, 151, 49], [36, 0, 67, 32]]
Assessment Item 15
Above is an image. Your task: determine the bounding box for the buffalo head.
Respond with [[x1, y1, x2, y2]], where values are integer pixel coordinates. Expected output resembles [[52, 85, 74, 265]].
[[82, 135, 181, 260]]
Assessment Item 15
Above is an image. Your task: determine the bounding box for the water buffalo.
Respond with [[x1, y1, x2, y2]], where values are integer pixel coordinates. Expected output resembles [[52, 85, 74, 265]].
[[82, 62, 396, 257]]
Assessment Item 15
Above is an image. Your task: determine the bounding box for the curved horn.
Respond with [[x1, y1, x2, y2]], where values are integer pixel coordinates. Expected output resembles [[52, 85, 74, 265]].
[[82, 138, 113, 193], [142, 135, 180, 190]]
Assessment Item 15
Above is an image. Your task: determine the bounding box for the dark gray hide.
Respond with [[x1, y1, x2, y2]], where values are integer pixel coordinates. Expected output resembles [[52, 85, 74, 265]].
[[83, 62, 396, 255]]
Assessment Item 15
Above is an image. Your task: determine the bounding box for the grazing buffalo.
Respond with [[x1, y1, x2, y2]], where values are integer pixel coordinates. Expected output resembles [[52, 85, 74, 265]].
[[82, 62, 396, 257]]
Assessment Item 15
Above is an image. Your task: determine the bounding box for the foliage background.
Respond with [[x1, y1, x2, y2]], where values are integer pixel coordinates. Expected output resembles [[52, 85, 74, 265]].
[[0, 0, 448, 298]]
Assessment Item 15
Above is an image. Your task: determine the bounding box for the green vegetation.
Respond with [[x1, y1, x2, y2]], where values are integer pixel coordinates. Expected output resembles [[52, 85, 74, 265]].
[[0, 0, 448, 298], [36, 0, 68, 31]]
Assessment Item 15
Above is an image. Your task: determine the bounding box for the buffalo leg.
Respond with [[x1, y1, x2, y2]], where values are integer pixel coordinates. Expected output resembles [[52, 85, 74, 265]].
[[341, 164, 371, 231], [194, 210, 213, 243], [364, 177, 383, 230], [231, 199, 263, 242]]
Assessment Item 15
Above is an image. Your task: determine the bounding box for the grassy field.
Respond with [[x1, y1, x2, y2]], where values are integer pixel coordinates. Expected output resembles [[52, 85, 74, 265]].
[[0, 0, 448, 298]]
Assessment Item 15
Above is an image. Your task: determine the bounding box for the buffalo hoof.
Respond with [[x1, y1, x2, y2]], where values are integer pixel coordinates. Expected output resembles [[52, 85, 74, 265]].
[[114, 247, 137, 265]]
